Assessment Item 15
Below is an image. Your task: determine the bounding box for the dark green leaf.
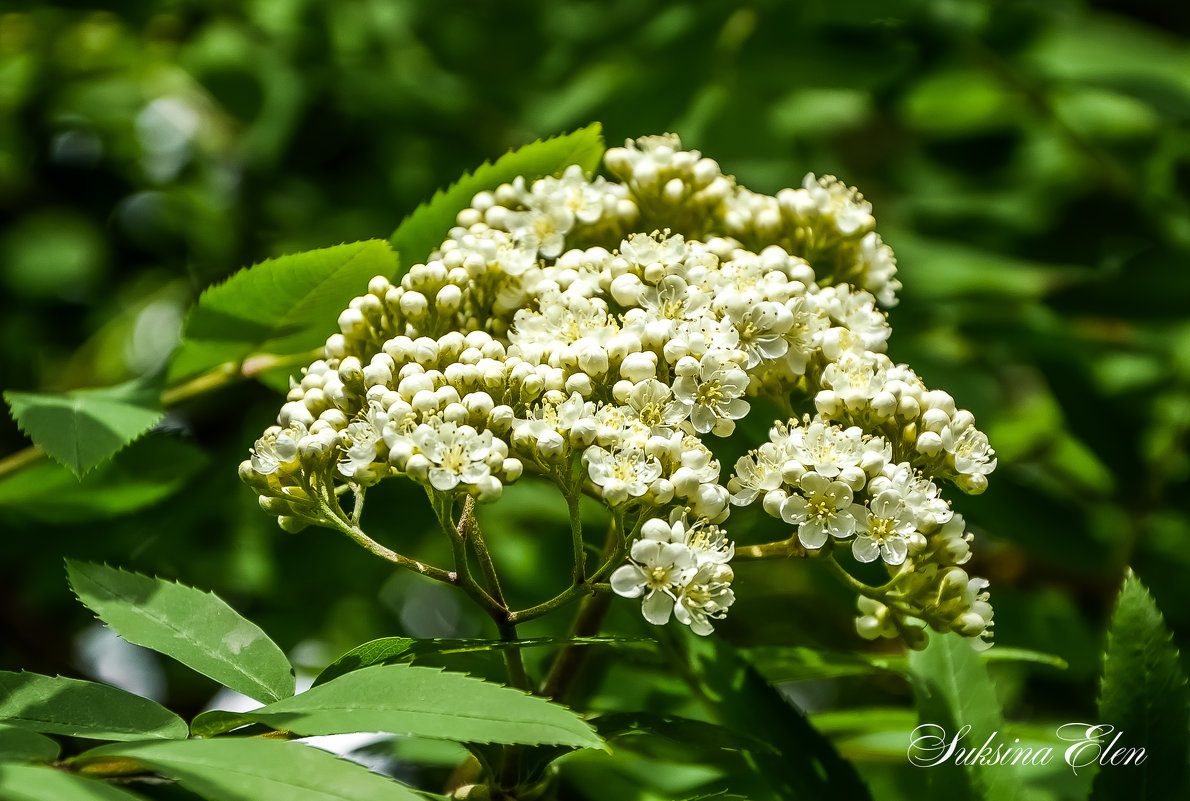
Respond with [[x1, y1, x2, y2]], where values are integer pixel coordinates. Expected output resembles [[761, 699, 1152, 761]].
[[0, 436, 207, 523], [907, 633, 1021, 801], [66, 561, 295, 703], [1090, 573, 1189, 801], [389, 123, 604, 266], [0, 726, 59, 764], [246, 664, 602, 749], [0, 672, 186, 741], [314, 635, 648, 686], [3, 378, 163, 477], [662, 627, 873, 801], [79, 738, 422, 801], [0, 764, 147, 801], [168, 239, 399, 381]]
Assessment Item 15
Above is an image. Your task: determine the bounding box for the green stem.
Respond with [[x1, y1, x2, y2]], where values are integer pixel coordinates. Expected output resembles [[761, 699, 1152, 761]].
[[321, 503, 457, 584], [822, 554, 903, 599], [734, 537, 808, 560], [540, 519, 622, 701]]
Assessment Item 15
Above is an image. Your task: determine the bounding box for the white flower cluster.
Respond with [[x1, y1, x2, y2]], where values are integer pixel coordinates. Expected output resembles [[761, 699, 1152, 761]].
[[610, 510, 735, 636], [241, 134, 996, 644]]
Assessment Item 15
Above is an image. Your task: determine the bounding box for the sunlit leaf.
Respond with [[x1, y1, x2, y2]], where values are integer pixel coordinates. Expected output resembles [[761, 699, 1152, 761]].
[[67, 562, 295, 704], [3, 378, 163, 477], [0, 672, 186, 741], [168, 239, 399, 381], [389, 123, 604, 266], [246, 664, 602, 749]]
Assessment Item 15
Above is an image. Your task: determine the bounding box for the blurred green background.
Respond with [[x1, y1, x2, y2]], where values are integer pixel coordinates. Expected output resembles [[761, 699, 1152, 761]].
[[2, 0, 1189, 797]]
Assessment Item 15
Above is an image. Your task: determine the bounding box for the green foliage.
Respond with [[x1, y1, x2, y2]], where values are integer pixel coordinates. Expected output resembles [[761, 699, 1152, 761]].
[[747, 644, 1068, 683], [0, 765, 147, 801], [314, 635, 649, 686], [0, 437, 206, 523], [907, 633, 1022, 801], [0, 726, 59, 764], [242, 663, 603, 749], [389, 123, 605, 266], [0, 672, 186, 742], [1090, 574, 1190, 801], [665, 628, 873, 801], [3, 379, 163, 477], [66, 562, 295, 704], [168, 240, 400, 382], [79, 739, 422, 801]]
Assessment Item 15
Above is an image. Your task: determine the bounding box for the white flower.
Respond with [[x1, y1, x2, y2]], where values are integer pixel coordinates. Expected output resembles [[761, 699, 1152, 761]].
[[852, 490, 917, 565], [672, 353, 749, 435], [620, 231, 688, 268], [727, 444, 784, 506], [869, 462, 952, 529], [786, 420, 865, 479], [250, 422, 306, 475], [941, 422, 997, 476], [411, 420, 494, 492], [780, 472, 857, 549], [584, 445, 663, 505], [610, 539, 697, 625], [728, 301, 793, 368], [675, 563, 735, 635], [624, 379, 691, 434]]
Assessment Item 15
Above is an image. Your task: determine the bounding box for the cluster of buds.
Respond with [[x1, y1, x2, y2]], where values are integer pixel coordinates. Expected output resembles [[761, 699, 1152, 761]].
[[241, 134, 997, 645]]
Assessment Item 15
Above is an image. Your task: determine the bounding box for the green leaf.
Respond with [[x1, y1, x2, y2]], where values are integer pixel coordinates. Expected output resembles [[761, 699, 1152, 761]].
[[0, 672, 186, 741], [3, 378, 163, 477], [663, 627, 873, 801], [0, 436, 207, 524], [66, 562, 295, 704], [79, 738, 422, 801], [168, 239, 399, 381], [389, 123, 605, 266], [314, 635, 648, 686], [0, 725, 59, 764], [0, 764, 147, 801], [907, 633, 1021, 801], [244, 664, 602, 749], [188, 710, 258, 739], [1090, 573, 1189, 801]]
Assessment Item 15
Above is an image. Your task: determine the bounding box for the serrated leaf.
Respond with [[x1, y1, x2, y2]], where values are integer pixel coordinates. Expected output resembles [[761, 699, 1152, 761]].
[[389, 123, 604, 266], [0, 725, 59, 764], [79, 738, 421, 801], [66, 561, 294, 704], [168, 239, 399, 381], [0, 436, 207, 523], [314, 635, 649, 686], [0, 764, 147, 801], [907, 633, 1021, 801], [0, 672, 186, 741], [1090, 573, 1189, 801], [244, 663, 602, 749], [664, 628, 873, 801], [3, 378, 163, 477]]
